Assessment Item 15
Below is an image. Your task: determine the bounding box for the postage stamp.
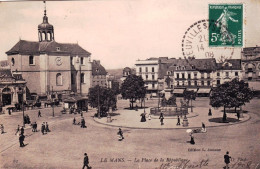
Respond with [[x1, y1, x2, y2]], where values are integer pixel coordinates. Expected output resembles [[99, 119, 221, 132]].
[[209, 4, 243, 47]]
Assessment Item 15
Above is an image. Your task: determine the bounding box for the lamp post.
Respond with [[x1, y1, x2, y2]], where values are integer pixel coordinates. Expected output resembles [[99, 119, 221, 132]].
[[52, 86, 54, 117], [97, 85, 100, 119], [22, 88, 25, 127]]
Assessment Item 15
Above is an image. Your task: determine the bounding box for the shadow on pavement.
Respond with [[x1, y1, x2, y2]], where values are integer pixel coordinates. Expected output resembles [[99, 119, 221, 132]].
[[208, 117, 240, 123]]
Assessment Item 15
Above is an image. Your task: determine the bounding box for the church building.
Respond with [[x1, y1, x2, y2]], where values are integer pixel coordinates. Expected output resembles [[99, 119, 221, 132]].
[[6, 6, 92, 97]]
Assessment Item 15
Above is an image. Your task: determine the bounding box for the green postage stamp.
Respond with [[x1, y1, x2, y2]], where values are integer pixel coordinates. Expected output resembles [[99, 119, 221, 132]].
[[209, 4, 243, 47]]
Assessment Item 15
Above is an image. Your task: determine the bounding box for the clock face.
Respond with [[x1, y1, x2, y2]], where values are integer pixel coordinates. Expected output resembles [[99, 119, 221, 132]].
[[55, 57, 62, 66]]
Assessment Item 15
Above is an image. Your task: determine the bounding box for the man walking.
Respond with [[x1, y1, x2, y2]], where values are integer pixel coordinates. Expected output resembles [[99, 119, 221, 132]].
[[19, 134, 25, 147], [176, 116, 180, 125], [224, 151, 231, 169], [45, 122, 50, 132], [82, 153, 90, 169], [41, 123, 45, 135], [21, 126, 24, 135], [38, 110, 42, 117], [159, 113, 164, 125], [237, 112, 240, 120]]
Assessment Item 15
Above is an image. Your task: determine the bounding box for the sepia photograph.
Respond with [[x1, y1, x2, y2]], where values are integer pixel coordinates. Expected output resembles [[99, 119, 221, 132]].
[[0, 0, 260, 168]]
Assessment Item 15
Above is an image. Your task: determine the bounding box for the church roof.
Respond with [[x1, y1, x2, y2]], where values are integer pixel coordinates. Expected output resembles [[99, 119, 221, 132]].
[[6, 40, 91, 57]]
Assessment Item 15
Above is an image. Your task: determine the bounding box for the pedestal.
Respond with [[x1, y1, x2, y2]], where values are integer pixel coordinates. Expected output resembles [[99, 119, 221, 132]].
[[164, 89, 172, 100], [182, 116, 189, 127]]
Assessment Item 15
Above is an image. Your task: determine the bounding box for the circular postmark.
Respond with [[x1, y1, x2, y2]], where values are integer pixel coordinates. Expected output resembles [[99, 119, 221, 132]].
[[182, 19, 235, 63]]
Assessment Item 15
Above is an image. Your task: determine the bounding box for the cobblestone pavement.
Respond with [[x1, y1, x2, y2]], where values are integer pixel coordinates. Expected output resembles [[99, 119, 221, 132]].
[[0, 98, 259, 169]]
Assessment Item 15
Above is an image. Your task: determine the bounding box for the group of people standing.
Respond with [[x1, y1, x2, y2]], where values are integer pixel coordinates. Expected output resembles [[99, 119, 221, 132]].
[[73, 117, 87, 128], [41, 122, 50, 135]]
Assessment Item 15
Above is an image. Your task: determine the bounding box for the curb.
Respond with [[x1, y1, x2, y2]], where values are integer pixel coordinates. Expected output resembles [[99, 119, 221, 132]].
[[92, 114, 251, 130]]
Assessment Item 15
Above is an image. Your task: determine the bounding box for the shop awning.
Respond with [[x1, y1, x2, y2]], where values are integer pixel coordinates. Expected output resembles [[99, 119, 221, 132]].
[[197, 88, 211, 94], [248, 81, 260, 91], [186, 88, 198, 92], [63, 96, 88, 103], [173, 89, 184, 94]]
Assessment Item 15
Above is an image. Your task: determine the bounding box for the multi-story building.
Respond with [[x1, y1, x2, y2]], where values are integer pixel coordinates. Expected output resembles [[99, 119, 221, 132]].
[[6, 8, 92, 97], [241, 46, 260, 94], [135, 58, 160, 93], [0, 61, 26, 107], [91, 60, 107, 87], [214, 59, 242, 86]]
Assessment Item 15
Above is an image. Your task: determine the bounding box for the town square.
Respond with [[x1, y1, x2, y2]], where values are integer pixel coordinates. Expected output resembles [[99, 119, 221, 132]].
[[0, 1, 260, 169]]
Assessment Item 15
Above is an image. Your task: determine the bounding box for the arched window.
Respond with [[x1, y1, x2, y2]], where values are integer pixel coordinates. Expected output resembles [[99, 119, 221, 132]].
[[29, 55, 34, 65], [11, 58, 15, 66], [56, 73, 63, 86]]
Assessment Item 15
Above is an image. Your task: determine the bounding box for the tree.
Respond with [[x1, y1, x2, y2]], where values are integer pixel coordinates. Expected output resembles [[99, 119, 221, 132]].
[[183, 90, 196, 112], [210, 78, 253, 122], [121, 75, 146, 109], [88, 85, 117, 117]]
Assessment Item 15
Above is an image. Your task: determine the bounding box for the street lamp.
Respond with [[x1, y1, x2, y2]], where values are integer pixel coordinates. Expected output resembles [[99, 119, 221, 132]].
[[22, 88, 25, 127], [97, 85, 101, 119], [52, 86, 54, 117]]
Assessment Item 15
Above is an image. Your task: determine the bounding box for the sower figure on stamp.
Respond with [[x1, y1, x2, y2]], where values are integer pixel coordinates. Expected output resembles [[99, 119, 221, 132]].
[[82, 153, 90, 169], [224, 151, 231, 169]]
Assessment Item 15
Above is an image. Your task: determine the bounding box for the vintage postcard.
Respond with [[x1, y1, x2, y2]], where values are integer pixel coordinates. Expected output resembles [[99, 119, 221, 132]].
[[0, 0, 259, 169]]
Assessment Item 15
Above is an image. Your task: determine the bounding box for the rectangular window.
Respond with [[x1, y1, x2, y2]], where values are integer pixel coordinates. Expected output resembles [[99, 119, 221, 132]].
[[182, 81, 185, 86], [177, 81, 179, 86], [201, 81, 204, 86], [188, 81, 191, 86], [177, 73, 179, 79], [152, 67, 154, 72], [188, 74, 191, 79], [248, 77, 252, 81], [145, 67, 148, 72], [182, 73, 185, 79], [194, 81, 197, 86], [146, 75, 148, 80], [152, 75, 155, 80], [139, 67, 142, 72], [152, 83, 155, 88], [207, 73, 210, 78], [81, 73, 85, 83], [194, 73, 197, 78], [226, 72, 229, 77], [217, 80, 220, 85], [201, 73, 204, 79], [207, 81, 210, 86], [29, 55, 35, 65], [235, 72, 238, 76], [80, 57, 84, 65], [217, 72, 220, 76]]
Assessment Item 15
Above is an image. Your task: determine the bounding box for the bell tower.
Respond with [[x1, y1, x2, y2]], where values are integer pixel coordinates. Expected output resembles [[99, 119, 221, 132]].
[[38, 1, 54, 42]]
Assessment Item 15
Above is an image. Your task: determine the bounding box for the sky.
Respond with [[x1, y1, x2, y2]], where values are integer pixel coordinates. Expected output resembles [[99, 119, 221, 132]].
[[0, 0, 260, 69]]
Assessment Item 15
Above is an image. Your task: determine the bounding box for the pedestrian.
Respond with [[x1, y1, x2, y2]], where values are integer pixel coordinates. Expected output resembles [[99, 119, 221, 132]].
[[8, 108, 11, 115], [0, 124, 4, 134], [41, 123, 45, 135], [159, 112, 164, 125], [73, 117, 76, 125], [82, 153, 90, 169], [190, 133, 195, 145], [208, 108, 212, 116], [45, 122, 50, 132], [38, 110, 42, 117], [19, 134, 25, 147], [15, 125, 20, 135], [148, 114, 151, 120], [81, 118, 86, 128], [224, 151, 231, 169], [21, 126, 24, 135], [237, 112, 240, 120], [117, 128, 124, 140], [34, 122, 38, 132], [140, 113, 146, 122], [202, 122, 206, 132], [176, 116, 180, 125]]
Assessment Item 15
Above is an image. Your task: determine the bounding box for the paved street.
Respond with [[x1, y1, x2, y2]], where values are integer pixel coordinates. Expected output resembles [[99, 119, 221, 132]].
[[0, 98, 260, 169]]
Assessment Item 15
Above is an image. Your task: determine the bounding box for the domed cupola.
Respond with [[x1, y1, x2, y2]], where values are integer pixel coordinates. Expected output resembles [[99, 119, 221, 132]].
[[38, 2, 54, 42]]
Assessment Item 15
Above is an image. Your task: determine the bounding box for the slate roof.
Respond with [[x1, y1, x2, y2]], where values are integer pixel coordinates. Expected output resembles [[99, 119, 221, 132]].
[[0, 69, 25, 82], [6, 40, 91, 56], [216, 59, 242, 70], [92, 60, 107, 76]]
